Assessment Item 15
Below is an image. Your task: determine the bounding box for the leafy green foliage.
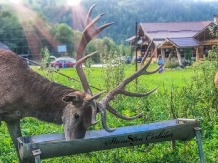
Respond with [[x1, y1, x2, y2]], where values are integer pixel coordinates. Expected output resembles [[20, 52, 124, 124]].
[[100, 47, 125, 92], [54, 24, 74, 44], [0, 10, 27, 53], [53, 23, 74, 55], [164, 60, 180, 69], [84, 57, 93, 68]]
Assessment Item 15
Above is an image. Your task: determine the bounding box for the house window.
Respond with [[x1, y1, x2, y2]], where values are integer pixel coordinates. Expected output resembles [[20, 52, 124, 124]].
[[204, 45, 211, 57], [179, 48, 184, 58], [191, 49, 196, 57], [165, 49, 170, 58]]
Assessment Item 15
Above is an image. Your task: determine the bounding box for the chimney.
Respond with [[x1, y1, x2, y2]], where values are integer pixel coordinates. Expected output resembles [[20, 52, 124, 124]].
[[214, 14, 218, 23]]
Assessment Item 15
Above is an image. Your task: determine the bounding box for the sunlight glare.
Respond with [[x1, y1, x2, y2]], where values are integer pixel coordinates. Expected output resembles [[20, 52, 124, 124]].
[[10, 0, 21, 4], [67, 0, 81, 6]]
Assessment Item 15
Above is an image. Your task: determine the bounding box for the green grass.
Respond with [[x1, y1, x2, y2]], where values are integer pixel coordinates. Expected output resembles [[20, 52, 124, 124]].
[[32, 63, 192, 92], [0, 64, 217, 163]]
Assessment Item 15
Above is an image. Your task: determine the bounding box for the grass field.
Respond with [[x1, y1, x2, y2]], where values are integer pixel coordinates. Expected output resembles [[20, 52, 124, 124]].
[[32, 63, 192, 91], [0, 63, 217, 163]]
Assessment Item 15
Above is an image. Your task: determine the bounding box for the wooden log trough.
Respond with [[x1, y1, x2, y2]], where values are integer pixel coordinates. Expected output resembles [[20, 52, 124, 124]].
[[17, 118, 205, 163]]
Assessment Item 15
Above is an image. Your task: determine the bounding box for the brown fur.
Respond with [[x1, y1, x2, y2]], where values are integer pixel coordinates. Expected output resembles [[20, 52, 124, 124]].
[[0, 49, 92, 162], [0, 49, 73, 123]]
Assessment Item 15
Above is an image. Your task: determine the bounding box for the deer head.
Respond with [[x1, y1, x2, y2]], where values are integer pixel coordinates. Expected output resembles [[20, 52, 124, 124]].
[[62, 4, 160, 140], [61, 91, 100, 139]]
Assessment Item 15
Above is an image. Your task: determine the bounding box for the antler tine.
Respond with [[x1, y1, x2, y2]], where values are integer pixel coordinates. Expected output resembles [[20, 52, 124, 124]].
[[86, 91, 105, 102], [86, 92, 104, 125], [107, 104, 143, 120], [117, 45, 158, 88], [120, 87, 158, 97], [141, 40, 154, 67], [141, 54, 160, 74], [85, 4, 96, 27], [98, 103, 143, 132], [77, 18, 113, 61], [102, 87, 157, 122], [97, 41, 160, 131], [99, 107, 116, 132], [76, 51, 98, 67], [82, 16, 113, 49], [97, 23, 114, 34]]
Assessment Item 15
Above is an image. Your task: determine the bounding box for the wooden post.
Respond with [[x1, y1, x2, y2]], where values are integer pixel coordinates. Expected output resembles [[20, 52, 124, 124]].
[[196, 46, 200, 61], [196, 46, 204, 61], [176, 48, 182, 66], [161, 48, 165, 59], [135, 22, 138, 87]]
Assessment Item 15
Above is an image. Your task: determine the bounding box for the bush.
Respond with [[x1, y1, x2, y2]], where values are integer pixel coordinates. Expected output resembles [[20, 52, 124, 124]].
[[164, 60, 179, 68], [100, 47, 125, 92]]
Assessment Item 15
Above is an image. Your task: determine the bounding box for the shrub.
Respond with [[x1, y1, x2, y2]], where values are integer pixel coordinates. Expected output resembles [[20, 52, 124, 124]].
[[84, 57, 93, 68], [164, 60, 179, 68], [100, 46, 125, 92]]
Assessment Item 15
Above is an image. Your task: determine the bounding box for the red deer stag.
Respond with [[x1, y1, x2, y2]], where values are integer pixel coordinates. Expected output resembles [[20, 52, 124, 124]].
[[0, 5, 159, 162]]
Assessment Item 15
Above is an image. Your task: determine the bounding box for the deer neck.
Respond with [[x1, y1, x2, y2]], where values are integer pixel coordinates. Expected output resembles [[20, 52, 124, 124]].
[[29, 81, 75, 124], [19, 70, 76, 124]]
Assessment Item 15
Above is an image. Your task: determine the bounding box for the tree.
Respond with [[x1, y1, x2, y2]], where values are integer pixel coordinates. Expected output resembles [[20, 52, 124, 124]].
[[102, 37, 117, 52], [54, 23, 74, 55], [0, 11, 27, 53]]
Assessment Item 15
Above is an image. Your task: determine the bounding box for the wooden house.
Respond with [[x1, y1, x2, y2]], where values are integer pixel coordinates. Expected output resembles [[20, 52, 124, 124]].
[[126, 16, 218, 65]]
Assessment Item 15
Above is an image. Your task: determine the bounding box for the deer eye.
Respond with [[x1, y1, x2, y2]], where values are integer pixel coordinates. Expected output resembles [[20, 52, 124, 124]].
[[74, 113, 80, 120]]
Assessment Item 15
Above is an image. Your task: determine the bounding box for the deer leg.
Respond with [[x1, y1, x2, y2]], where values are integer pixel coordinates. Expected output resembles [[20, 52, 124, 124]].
[[6, 120, 24, 163]]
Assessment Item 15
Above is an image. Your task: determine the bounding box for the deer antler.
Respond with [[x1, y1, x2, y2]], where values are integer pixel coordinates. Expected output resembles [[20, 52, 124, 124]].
[[97, 41, 159, 131], [76, 5, 159, 132], [76, 4, 113, 125], [76, 4, 113, 94]]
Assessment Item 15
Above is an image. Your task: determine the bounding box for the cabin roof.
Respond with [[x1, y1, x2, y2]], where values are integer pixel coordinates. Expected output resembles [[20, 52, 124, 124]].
[[140, 21, 212, 39], [159, 37, 203, 48], [193, 22, 216, 37]]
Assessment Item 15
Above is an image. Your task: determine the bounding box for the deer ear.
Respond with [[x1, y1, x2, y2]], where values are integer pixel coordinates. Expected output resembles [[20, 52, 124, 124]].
[[62, 93, 81, 104]]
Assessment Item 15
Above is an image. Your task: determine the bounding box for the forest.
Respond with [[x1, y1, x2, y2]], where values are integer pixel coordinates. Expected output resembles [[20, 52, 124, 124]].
[[26, 0, 218, 43], [0, 0, 218, 58]]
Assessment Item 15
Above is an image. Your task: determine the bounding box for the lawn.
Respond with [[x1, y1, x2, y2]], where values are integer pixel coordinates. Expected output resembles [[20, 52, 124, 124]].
[[0, 63, 217, 163], [32, 63, 192, 92]]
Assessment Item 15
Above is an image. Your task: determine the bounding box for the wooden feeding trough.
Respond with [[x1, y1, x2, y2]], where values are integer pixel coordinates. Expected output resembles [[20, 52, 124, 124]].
[[17, 118, 205, 163]]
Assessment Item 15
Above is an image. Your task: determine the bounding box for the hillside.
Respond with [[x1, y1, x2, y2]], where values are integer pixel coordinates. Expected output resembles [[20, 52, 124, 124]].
[[22, 0, 218, 44], [1, 0, 218, 45]]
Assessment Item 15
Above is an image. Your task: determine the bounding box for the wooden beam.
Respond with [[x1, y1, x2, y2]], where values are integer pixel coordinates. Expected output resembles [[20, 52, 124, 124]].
[[196, 46, 204, 61], [161, 48, 165, 59], [201, 39, 218, 45], [159, 45, 174, 48]]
